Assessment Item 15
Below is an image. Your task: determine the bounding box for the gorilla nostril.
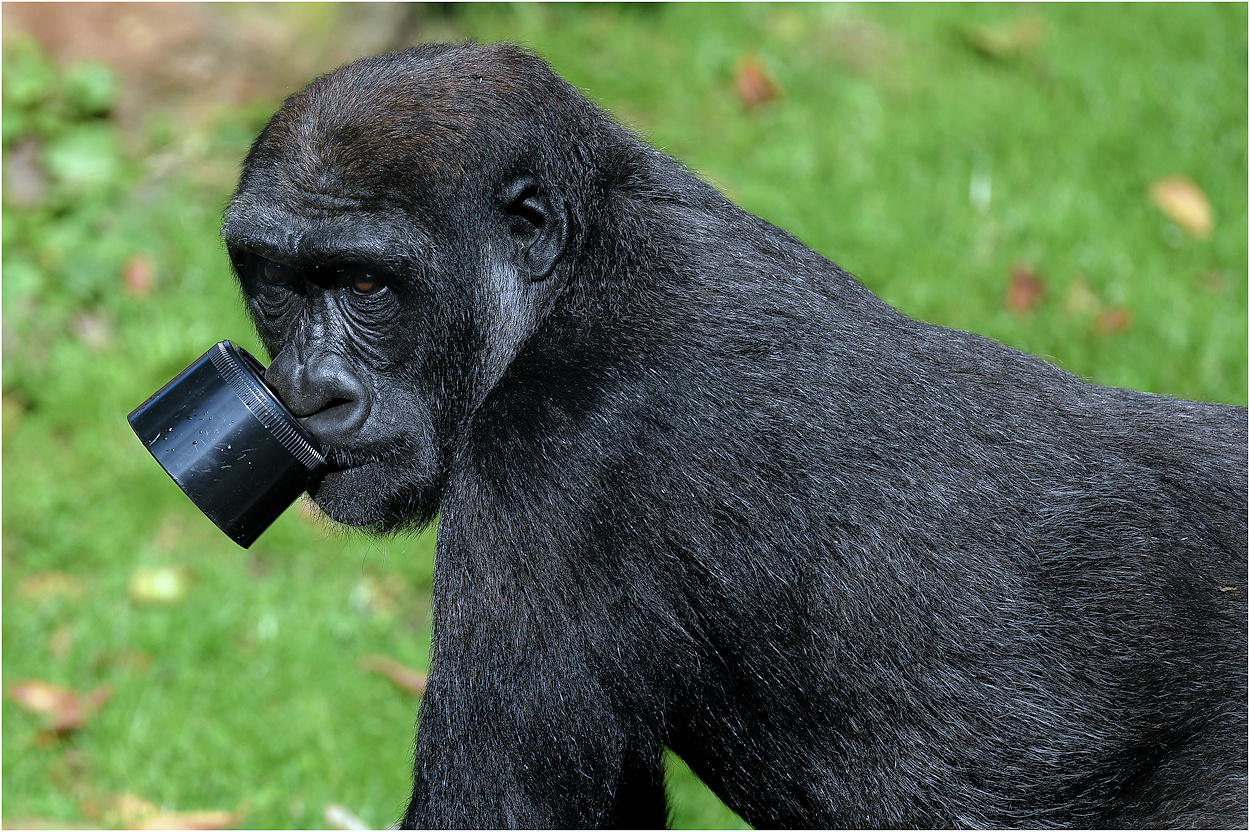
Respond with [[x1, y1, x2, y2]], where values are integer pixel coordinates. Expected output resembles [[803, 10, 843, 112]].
[[301, 386, 371, 440]]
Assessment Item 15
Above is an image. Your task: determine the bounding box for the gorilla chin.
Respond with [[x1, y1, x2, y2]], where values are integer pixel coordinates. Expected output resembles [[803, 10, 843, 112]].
[[309, 456, 441, 533]]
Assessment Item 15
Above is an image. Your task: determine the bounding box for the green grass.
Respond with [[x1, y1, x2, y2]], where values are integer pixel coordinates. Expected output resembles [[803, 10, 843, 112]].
[[3, 4, 1245, 829]]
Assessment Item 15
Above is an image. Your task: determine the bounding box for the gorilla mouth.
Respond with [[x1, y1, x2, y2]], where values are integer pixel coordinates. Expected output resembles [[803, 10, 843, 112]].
[[319, 446, 382, 472], [315, 436, 413, 474], [304, 439, 442, 532]]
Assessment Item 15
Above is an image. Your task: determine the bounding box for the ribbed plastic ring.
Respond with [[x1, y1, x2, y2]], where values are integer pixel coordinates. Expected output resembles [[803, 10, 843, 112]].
[[210, 341, 326, 470]]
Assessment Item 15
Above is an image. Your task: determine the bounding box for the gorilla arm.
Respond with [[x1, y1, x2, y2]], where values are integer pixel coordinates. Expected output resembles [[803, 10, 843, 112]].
[[402, 477, 669, 829]]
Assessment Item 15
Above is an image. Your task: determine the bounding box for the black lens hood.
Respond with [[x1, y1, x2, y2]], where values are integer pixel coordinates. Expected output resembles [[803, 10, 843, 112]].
[[128, 341, 326, 548]]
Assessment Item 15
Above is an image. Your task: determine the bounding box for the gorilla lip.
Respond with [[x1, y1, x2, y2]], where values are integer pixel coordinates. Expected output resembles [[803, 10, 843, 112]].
[[314, 444, 389, 473]]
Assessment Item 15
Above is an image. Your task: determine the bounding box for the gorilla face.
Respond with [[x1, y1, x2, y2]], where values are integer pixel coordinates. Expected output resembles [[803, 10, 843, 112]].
[[221, 48, 582, 530], [226, 239, 444, 530]]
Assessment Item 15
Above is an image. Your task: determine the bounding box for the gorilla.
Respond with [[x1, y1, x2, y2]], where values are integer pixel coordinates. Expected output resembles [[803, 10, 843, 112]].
[[221, 43, 1247, 829]]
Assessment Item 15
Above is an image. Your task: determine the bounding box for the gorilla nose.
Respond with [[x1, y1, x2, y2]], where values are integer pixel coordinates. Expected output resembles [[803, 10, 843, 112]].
[[264, 349, 371, 444]]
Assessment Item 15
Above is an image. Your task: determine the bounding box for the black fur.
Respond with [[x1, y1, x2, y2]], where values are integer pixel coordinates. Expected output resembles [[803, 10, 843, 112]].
[[222, 43, 1248, 829]]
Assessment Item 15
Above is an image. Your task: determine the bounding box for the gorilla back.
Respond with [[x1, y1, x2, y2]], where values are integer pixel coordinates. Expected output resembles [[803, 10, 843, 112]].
[[222, 44, 1248, 829]]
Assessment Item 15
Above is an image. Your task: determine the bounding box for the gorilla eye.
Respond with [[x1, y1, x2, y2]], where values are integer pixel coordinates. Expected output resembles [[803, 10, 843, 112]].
[[343, 268, 386, 296], [260, 259, 296, 287]]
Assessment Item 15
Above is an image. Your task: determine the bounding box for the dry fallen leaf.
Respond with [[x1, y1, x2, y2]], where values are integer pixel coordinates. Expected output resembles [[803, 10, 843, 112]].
[[3, 389, 30, 435], [136, 809, 242, 830], [50, 624, 75, 659], [964, 13, 1046, 60], [9, 679, 112, 734], [1060, 276, 1102, 318], [349, 573, 408, 619], [1149, 175, 1213, 239], [108, 793, 161, 829], [128, 565, 192, 606], [47, 747, 94, 808], [1196, 271, 1228, 294], [122, 254, 157, 298], [10, 680, 73, 715], [324, 803, 369, 831], [1005, 264, 1046, 315], [734, 54, 781, 109], [71, 312, 114, 353], [1094, 306, 1134, 335], [93, 647, 154, 675], [18, 570, 86, 602], [5, 138, 46, 208], [965, 13, 1045, 59], [358, 654, 427, 696], [105, 793, 241, 830], [1, 817, 99, 829]]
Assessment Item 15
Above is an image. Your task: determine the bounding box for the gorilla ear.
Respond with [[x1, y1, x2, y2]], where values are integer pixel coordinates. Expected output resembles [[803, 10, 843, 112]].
[[501, 176, 567, 280]]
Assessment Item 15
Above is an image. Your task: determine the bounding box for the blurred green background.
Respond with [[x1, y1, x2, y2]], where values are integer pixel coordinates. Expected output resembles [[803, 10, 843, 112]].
[[3, 3, 1246, 829]]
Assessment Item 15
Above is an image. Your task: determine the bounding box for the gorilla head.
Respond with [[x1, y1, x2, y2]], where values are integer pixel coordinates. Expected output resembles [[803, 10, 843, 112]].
[[223, 44, 625, 531]]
